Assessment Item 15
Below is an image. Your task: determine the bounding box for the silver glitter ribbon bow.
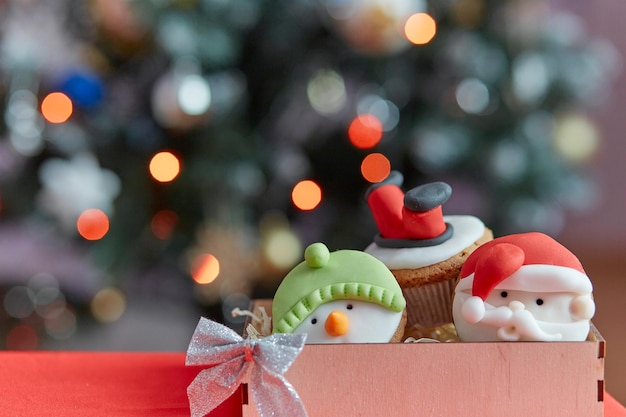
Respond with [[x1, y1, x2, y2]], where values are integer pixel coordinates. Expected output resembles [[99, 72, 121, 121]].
[[185, 317, 308, 417]]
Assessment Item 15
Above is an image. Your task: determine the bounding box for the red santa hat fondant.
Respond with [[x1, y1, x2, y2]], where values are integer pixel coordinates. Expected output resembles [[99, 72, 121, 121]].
[[457, 232, 592, 300], [366, 171, 453, 248]]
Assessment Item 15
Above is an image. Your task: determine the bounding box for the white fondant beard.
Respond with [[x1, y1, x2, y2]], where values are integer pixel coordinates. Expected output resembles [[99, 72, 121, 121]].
[[292, 300, 403, 344], [452, 291, 591, 342], [364, 215, 485, 270]]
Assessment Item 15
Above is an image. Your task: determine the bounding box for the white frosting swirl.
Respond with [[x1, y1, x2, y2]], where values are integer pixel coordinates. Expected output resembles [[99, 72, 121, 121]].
[[364, 215, 485, 270]]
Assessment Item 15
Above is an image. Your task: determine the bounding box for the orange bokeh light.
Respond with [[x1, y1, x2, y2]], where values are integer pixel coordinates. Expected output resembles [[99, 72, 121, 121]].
[[361, 153, 391, 183], [41, 92, 73, 124], [404, 13, 437, 45], [149, 151, 180, 182], [292, 180, 322, 211], [77, 209, 110, 240], [191, 254, 221, 284], [151, 210, 178, 240], [348, 114, 383, 149]]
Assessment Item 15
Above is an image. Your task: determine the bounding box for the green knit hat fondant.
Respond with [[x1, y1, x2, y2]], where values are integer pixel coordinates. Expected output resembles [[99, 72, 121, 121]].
[[272, 242, 406, 334]]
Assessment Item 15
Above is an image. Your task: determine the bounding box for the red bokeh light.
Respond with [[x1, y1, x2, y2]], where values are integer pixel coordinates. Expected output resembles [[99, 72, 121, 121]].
[[348, 114, 383, 149], [77, 209, 110, 240]]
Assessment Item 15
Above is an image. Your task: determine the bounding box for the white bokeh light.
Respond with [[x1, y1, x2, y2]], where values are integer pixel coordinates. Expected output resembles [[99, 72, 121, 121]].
[[455, 78, 490, 114], [178, 74, 211, 115]]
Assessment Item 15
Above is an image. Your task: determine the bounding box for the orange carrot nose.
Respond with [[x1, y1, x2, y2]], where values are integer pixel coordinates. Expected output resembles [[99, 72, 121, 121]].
[[324, 310, 350, 337]]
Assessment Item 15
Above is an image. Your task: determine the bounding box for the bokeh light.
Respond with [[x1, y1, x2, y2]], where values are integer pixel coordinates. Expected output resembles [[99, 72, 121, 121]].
[[361, 153, 391, 183], [512, 52, 550, 105], [553, 114, 599, 163], [29, 273, 66, 319], [39, 299, 67, 322], [59, 71, 105, 109], [191, 253, 221, 284], [348, 114, 383, 149], [151, 209, 179, 240], [178, 74, 211, 116], [262, 228, 302, 270], [7, 89, 45, 156], [149, 151, 181, 182], [489, 141, 528, 183], [291, 180, 322, 210], [6, 325, 38, 350], [411, 126, 472, 172], [44, 307, 77, 340], [357, 95, 400, 132], [77, 208, 110, 240], [91, 287, 126, 323], [307, 69, 347, 116], [455, 78, 490, 114], [404, 13, 437, 45], [3, 286, 35, 319], [41, 92, 73, 124]]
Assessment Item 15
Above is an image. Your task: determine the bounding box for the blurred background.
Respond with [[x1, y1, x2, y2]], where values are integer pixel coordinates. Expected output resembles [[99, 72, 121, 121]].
[[0, 0, 624, 404]]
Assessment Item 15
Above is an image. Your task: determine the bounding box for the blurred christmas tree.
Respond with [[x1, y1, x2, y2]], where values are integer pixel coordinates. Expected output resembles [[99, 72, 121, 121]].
[[0, 0, 619, 347]]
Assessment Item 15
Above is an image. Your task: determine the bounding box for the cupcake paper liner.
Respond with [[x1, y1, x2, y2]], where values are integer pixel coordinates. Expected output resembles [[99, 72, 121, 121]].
[[401, 278, 456, 328]]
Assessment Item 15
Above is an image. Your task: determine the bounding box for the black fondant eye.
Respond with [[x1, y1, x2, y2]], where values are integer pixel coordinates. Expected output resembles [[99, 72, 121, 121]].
[[346, 304, 353, 310], [500, 291, 508, 298], [311, 318, 318, 324], [536, 299, 544, 306]]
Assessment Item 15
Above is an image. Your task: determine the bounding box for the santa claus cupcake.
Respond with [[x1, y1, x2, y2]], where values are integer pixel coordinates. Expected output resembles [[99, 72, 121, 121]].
[[364, 171, 493, 329], [452, 232, 595, 342]]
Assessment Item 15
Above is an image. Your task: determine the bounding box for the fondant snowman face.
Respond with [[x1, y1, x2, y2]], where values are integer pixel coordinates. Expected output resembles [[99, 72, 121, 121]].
[[293, 299, 404, 344], [453, 282, 595, 342]]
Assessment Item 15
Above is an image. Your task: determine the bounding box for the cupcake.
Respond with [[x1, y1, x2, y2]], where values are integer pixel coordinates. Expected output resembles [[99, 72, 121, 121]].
[[364, 171, 492, 328], [452, 232, 595, 342], [272, 242, 407, 343]]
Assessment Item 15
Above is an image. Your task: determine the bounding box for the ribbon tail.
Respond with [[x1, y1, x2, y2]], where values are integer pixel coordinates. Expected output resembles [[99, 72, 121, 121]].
[[187, 361, 248, 417], [250, 367, 308, 417]]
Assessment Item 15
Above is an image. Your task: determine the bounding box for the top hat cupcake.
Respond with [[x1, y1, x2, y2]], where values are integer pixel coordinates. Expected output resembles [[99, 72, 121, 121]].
[[364, 171, 493, 329]]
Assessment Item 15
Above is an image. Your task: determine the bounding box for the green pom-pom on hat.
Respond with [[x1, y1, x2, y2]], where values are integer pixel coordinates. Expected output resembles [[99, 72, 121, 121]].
[[272, 242, 406, 334], [304, 242, 329, 268]]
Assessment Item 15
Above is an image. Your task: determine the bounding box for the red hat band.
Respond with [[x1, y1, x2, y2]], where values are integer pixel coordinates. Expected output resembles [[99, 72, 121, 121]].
[[401, 205, 446, 240]]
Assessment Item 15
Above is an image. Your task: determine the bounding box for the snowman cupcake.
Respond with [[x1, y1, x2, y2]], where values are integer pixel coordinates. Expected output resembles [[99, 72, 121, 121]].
[[272, 242, 407, 344], [364, 171, 492, 329], [452, 232, 595, 342]]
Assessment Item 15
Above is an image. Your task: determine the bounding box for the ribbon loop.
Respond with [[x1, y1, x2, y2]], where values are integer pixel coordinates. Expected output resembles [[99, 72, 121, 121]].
[[185, 317, 308, 417]]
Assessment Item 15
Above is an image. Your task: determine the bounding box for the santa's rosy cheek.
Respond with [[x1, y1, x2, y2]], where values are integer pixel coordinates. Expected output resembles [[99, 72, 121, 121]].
[[570, 296, 595, 320]]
